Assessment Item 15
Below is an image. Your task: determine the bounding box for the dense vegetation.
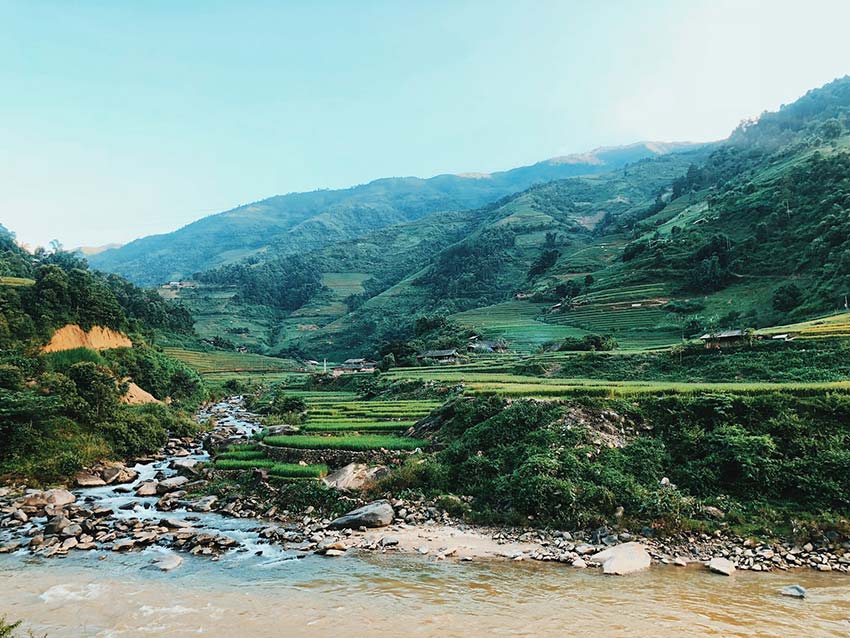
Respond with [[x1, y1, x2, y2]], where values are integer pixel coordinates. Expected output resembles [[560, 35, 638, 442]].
[[0, 228, 206, 482], [389, 392, 850, 535]]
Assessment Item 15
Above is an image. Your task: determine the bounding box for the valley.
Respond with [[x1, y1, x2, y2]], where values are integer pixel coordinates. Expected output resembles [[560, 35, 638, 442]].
[[4, 69, 850, 638]]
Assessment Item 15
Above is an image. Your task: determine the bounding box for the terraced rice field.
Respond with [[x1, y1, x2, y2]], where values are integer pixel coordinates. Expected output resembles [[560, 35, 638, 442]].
[[540, 283, 681, 349], [213, 394, 436, 475], [164, 348, 299, 374], [386, 367, 850, 398], [758, 312, 850, 339], [452, 301, 587, 351]]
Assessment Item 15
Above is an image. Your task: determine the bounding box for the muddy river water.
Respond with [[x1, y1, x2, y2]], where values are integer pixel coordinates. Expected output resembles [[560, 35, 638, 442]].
[[3, 542, 849, 637], [1, 399, 849, 637]]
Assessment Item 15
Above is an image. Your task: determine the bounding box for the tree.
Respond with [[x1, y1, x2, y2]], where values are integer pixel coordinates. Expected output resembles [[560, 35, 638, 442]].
[[772, 283, 804, 312], [584, 274, 595, 287], [66, 362, 120, 423]]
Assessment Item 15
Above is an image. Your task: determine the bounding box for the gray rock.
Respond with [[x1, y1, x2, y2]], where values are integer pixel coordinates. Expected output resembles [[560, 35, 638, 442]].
[[156, 476, 189, 494], [780, 585, 806, 599], [135, 481, 158, 496], [152, 552, 184, 571], [590, 542, 652, 575], [327, 500, 394, 530], [75, 472, 107, 488], [322, 464, 389, 491], [708, 557, 735, 576]]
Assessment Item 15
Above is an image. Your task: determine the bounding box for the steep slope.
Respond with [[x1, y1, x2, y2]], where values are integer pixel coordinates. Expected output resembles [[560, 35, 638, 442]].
[[90, 142, 700, 285], [300, 77, 850, 356]]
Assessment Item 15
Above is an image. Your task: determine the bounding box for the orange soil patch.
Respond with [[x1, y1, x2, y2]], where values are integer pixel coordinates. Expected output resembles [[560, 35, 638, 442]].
[[120, 379, 162, 405], [42, 324, 132, 353]]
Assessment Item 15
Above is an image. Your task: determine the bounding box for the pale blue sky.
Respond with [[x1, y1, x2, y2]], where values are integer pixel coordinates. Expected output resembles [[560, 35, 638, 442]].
[[2, 0, 850, 248]]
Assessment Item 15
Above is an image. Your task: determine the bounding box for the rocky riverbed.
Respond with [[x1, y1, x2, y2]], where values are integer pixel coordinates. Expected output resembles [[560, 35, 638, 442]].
[[2, 397, 850, 578]]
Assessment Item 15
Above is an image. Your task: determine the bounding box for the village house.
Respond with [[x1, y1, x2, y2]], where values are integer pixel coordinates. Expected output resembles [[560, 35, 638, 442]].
[[331, 358, 377, 377], [416, 349, 459, 364], [699, 329, 745, 349]]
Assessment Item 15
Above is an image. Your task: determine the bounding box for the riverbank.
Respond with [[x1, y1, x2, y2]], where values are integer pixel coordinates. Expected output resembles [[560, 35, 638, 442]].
[[1, 398, 849, 576]]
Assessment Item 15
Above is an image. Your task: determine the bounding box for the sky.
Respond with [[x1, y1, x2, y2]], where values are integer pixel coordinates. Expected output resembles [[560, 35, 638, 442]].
[[2, 0, 850, 249]]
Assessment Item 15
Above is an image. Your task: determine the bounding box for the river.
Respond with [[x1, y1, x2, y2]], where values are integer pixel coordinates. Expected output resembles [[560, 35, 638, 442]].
[[1, 399, 849, 637]]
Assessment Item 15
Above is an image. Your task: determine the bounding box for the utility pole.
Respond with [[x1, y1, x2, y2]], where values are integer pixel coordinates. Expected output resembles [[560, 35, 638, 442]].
[[323, 358, 327, 373]]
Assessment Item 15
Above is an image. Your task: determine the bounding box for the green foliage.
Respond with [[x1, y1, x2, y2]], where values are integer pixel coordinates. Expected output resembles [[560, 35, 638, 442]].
[[102, 345, 205, 406], [197, 254, 324, 311], [269, 392, 307, 416], [557, 333, 617, 351], [772, 283, 804, 312], [395, 391, 850, 530]]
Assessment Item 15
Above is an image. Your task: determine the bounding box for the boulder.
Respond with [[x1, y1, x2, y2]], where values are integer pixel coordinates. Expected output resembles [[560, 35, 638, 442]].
[[708, 557, 735, 576], [590, 542, 651, 575], [156, 476, 189, 494], [322, 463, 389, 491], [187, 495, 218, 512], [135, 481, 158, 496], [75, 472, 107, 488], [780, 585, 806, 599], [327, 500, 394, 530], [22, 489, 75, 508], [44, 515, 73, 536], [152, 552, 184, 572]]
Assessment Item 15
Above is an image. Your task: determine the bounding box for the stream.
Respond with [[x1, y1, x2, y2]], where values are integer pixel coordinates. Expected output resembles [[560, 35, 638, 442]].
[[1, 399, 849, 637]]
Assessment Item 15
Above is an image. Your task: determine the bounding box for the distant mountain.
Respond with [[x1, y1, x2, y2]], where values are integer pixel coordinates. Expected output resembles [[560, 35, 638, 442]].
[[90, 141, 702, 285], [176, 76, 850, 359], [75, 243, 123, 256]]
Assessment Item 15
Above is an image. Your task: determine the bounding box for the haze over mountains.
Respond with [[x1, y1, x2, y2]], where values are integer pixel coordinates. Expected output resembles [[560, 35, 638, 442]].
[[90, 142, 701, 285]]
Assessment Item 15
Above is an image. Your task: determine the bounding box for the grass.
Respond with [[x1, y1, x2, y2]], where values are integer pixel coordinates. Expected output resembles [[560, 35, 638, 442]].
[[263, 434, 428, 451], [452, 301, 587, 351], [163, 347, 298, 374], [758, 311, 850, 339], [302, 421, 413, 432], [213, 458, 328, 477], [0, 276, 35, 287]]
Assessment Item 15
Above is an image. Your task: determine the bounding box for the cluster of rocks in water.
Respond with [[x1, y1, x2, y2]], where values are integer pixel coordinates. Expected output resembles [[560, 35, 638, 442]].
[[1, 398, 848, 587]]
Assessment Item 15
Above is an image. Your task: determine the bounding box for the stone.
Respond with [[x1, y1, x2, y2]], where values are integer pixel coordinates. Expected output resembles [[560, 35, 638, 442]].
[[708, 557, 735, 576], [379, 536, 399, 547], [22, 489, 76, 508], [152, 553, 184, 571], [322, 463, 389, 491], [135, 481, 159, 496], [571, 558, 587, 569], [703, 506, 726, 520], [327, 500, 394, 530], [780, 585, 806, 599], [673, 557, 689, 567], [156, 476, 190, 494], [323, 549, 346, 557], [44, 515, 73, 536], [75, 472, 107, 488], [112, 539, 136, 552], [590, 542, 652, 576], [575, 543, 596, 555], [188, 495, 218, 512]]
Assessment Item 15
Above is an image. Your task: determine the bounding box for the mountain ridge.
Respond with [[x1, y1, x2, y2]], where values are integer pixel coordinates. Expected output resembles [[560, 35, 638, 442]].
[[89, 141, 704, 285]]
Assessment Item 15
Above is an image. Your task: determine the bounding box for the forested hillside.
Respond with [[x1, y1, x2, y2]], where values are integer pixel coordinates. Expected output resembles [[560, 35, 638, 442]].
[[90, 142, 699, 285], [94, 77, 850, 362], [0, 226, 207, 482]]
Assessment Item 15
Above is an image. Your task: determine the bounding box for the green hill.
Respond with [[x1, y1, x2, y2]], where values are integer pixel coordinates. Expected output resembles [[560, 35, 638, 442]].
[[102, 76, 850, 362], [0, 226, 208, 482], [89, 142, 700, 286]]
